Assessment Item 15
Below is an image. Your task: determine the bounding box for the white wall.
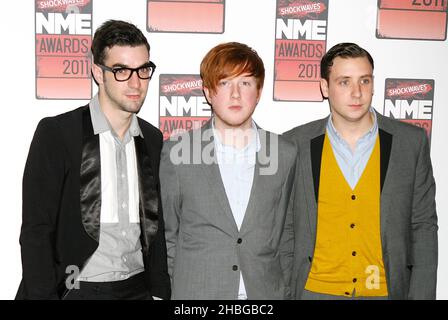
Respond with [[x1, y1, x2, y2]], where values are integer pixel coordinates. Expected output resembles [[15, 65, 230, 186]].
[[1, 0, 446, 299]]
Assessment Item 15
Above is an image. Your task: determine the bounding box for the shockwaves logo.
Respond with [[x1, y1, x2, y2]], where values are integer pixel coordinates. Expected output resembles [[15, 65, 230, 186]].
[[159, 74, 211, 140], [35, 0, 92, 99], [147, 0, 225, 33], [273, 0, 328, 102], [383, 78, 435, 145], [376, 0, 447, 40]]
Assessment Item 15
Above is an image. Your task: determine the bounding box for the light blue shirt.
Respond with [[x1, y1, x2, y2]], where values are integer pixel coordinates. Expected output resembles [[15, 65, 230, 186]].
[[212, 118, 260, 300], [326, 108, 378, 190]]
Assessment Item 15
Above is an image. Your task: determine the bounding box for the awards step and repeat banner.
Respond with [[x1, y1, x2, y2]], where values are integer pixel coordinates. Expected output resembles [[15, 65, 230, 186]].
[[159, 74, 210, 140], [383, 78, 435, 143], [147, 0, 225, 33], [1, 0, 447, 300], [376, 0, 447, 40], [35, 0, 93, 99], [274, 0, 328, 101]]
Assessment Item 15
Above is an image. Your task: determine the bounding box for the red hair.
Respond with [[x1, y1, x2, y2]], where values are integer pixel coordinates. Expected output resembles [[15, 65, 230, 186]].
[[200, 42, 265, 94]]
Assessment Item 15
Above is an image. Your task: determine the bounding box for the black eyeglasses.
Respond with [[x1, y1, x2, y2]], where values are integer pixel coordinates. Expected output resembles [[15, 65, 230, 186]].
[[98, 61, 156, 81]]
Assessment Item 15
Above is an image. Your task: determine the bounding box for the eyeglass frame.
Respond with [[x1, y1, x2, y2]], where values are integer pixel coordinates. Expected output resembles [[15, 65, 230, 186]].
[[97, 61, 156, 81]]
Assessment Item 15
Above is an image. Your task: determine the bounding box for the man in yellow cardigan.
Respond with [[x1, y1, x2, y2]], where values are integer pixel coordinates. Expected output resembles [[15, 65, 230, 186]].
[[284, 42, 438, 300]]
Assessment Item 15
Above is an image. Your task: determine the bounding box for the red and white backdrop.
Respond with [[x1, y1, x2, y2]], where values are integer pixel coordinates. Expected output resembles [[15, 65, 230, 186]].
[[0, 0, 446, 299]]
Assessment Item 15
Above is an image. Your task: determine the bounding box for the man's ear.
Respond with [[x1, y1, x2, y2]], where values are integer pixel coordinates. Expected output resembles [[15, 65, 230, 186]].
[[91, 63, 104, 85], [320, 79, 329, 98], [203, 87, 212, 104], [256, 86, 263, 104]]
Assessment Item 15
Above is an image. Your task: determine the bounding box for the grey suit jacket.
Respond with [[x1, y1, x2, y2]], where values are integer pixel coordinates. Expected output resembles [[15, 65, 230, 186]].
[[160, 120, 297, 299], [283, 111, 438, 300]]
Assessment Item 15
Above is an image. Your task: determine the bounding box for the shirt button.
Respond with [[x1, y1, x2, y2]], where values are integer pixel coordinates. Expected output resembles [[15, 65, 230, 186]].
[[232, 265, 238, 271], [122, 202, 127, 208], [350, 223, 355, 228], [121, 174, 126, 179], [123, 257, 127, 262], [351, 195, 356, 200], [237, 238, 242, 244], [352, 251, 357, 256], [122, 231, 127, 237]]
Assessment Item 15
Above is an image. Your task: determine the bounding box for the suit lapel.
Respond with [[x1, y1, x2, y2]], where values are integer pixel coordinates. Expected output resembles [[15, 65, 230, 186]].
[[377, 113, 394, 246], [306, 134, 325, 240], [311, 135, 325, 202], [238, 129, 266, 234], [80, 106, 101, 242], [199, 122, 239, 234], [379, 128, 392, 192], [134, 133, 160, 251]]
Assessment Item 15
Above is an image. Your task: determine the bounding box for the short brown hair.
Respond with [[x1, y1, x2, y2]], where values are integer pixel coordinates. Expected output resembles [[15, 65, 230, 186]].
[[91, 20, 150, 65], [321, 42, 374, 81], [200, 42, 265, 94]]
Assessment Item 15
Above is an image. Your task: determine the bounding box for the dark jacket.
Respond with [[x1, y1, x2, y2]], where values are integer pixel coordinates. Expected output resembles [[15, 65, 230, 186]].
[[16, 105, 171, 300]]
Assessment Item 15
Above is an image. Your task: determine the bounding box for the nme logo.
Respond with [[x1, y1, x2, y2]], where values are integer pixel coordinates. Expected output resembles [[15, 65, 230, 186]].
[[159, 74, 211, 140], [383, 78, 435, 145], [35, 0, 93, 100], [273, 0, 329, 102], [376, 0, 447, 40], [147, 0, 225, 33]]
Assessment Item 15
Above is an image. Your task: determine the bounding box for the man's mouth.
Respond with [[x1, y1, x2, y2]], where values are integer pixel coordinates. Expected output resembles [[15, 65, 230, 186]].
[[126, 94, 141, 100]]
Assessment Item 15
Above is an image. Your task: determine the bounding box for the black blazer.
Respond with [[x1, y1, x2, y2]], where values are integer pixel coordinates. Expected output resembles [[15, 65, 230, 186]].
[[16, 105, 171, 299]]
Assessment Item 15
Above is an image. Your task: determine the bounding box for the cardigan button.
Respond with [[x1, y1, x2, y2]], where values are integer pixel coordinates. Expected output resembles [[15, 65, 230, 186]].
[[351, 195, 356, 200]]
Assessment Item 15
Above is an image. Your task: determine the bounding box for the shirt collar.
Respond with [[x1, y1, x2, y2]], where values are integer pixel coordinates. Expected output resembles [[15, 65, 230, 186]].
[[327, 107, 378, 144], [89, 93, 143, 138], [211, 116, 261, 154]]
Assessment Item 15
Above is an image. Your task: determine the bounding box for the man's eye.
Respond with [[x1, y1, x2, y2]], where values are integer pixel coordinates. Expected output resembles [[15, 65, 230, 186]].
[[361, 78, 370, 84], [114, 68, 127, 74], [139, 67, 150, 74], [340, 80, 349, 85]]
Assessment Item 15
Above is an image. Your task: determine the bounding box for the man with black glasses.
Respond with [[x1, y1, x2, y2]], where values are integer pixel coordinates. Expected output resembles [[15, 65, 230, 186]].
[[16, 20, 170, 300]]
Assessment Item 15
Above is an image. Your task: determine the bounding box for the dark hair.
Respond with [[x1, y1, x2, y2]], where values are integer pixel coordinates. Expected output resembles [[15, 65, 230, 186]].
[[320, 43, 374, 81], [91, 20, 150, 65], [200, 42, 265, 94]]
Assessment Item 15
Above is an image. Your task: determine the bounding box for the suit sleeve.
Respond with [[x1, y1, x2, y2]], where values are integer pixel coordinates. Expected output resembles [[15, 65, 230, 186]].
[[19, 118, 65, 299], [408, 130, 438, 300], [159, 142, 181, 281]]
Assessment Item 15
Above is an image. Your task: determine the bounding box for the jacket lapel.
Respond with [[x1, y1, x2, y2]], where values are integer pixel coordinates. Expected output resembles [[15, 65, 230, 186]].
[[238, 128, 266, 234], [199, 121, 239, 235], [377, 112, 394, 248], [311, 135, 325, 203], [307, 119, 327, 241], [379, 128, 392, 192], [134, 134, 160, 251], [80, 106, 101, 242]]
